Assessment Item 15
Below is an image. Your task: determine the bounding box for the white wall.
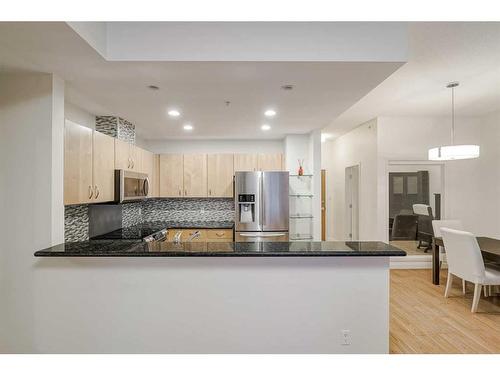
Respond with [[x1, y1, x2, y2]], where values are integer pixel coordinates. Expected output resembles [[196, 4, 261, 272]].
[[477, 111, 500, 238], [65, 101, 95, 129], [144, 139, 284, 154], [0, 73, 65, 352], [377, 116, 485, 240], [322, 119, 379, 240], [105, 22, 408, 62], [33, 256, 390, 353]]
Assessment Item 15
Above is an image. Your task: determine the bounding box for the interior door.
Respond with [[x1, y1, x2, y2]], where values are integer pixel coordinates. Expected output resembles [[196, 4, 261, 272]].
[[64, 121, 93, 205], [345, 165, 359, 240], [92, 131, 115, 203], [183, 153, 207, 197], [207, 154, 234, 197], [159, 154, 184, 197]]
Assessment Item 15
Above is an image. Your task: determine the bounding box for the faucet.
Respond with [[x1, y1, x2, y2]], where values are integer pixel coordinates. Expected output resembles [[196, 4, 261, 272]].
[[187, 230, 201, 241]]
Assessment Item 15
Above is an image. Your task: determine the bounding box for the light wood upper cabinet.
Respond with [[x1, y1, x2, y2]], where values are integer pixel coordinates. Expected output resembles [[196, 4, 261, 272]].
[[114, 138, 141, 171], [114, 138, 131, 170], [141, 150, 159, 197], [184, 154, 207, 197], [64, 121, 93, 205], [159, 154, 184, 197], [234, 153, 258, 172], [207, 154, 234, 197], [130, 145, 141, 172], [92, 131, 115, 203], [152, 154, 160, 197], [258, 153, 283, 171]]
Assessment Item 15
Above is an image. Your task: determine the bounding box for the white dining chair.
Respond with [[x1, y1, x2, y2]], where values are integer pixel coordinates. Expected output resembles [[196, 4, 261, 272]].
[[432, 219, 464, 289], [441, 228, 500, 313]]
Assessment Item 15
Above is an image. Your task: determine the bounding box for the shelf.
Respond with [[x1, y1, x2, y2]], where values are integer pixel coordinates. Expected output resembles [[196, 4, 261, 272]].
[[289, 194, 313, 197], [289, 174, 313, 177], [290, 215, 314, 219]]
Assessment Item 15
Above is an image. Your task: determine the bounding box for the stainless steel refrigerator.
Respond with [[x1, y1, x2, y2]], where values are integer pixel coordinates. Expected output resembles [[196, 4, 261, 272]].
[[234, 171, 289, 242]]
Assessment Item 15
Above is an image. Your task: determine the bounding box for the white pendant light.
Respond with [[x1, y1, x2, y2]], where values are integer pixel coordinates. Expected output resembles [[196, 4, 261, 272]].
[[428, 82, 480, 161]]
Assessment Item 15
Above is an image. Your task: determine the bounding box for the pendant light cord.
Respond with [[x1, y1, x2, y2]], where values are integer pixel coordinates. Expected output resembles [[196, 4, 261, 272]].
[[451, 85, 455, 145]]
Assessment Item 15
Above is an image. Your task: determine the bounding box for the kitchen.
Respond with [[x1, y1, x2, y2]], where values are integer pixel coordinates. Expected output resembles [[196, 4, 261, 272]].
[[2, 19, 499, 361], [0, 21, 410, 354]]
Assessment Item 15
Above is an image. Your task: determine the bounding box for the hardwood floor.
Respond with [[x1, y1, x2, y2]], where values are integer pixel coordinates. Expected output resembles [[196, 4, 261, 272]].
[[390, 269, 500, 354]]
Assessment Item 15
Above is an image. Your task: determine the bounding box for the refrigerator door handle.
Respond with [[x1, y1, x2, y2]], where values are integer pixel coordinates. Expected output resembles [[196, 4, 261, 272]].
[[239, 233, 287, 237], [261, 173, 265, 228]]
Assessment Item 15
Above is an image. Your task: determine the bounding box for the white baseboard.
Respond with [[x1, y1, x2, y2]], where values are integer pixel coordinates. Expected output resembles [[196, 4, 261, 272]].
[[390, 255, 432, 269]]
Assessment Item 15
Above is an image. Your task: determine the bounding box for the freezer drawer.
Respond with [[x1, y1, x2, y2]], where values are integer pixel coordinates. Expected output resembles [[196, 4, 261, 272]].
[[235, 232, 289, 242]]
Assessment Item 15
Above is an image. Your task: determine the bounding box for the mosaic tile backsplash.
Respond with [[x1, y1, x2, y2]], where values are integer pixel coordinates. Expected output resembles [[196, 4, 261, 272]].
[[142, 198, 234, 222], [65, 199, 234, 241], [65, 204, 89, 241]]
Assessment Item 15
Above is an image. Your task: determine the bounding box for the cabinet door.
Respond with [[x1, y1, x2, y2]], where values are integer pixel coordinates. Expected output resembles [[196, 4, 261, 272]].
[[151, 154, 160, 197], [258, 153, 283, 171], [130, 145, 141, 172], [183, 154, 207, 197], [114, 138, 131, 170], [234, 153, 258, 171], [207, 154, 234, 197], [159, 154, 184, 197], [64, 121, 93, 205], [140, 149, 153, 196], [92, 131, 115, 203]]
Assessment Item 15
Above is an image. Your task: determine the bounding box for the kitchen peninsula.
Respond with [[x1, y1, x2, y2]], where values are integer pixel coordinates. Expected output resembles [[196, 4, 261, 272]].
[[34, 239, 404, 354]]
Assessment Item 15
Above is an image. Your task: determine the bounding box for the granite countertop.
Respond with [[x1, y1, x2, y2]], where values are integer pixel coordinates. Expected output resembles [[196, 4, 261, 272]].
[[35, 240, 406, 257]]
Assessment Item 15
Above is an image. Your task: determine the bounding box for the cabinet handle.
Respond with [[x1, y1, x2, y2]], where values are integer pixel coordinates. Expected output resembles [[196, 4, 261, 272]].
[[178, 189, 181, 196], [128, 158, 131, 169], [216, 232, 224, 237], [185, 189, 187, 196], [88, 185, 93, 199], [94, 185, 99, 199], [131, 159, 134, 169], [209, 189, 211, 196]]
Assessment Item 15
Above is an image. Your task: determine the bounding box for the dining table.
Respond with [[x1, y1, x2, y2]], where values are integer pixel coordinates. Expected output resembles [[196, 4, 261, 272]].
[[432, 236, 500, 285]]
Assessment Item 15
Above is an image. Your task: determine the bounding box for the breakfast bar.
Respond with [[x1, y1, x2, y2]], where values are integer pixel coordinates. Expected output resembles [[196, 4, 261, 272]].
[[34, 240, 404, 354]]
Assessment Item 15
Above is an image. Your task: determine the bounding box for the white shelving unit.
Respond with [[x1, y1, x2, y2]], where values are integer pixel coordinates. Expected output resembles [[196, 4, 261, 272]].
[[289, 175, 313, 241]]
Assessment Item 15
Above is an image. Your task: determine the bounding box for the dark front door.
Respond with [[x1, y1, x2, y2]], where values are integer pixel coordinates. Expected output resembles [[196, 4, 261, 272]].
[[389, 171, 429, 218]]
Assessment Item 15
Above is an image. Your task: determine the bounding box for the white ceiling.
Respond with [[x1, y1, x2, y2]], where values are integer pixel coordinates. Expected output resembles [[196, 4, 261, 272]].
[[0, 22, 403, 140], [323, 22, 500, 138]]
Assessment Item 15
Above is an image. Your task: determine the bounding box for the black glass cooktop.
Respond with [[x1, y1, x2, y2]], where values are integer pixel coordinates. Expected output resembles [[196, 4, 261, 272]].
[[91, 223, 167, 240]]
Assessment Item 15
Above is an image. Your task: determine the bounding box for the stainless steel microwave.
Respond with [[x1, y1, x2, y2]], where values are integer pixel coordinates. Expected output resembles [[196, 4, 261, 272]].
[[115, 170, 149, 203]]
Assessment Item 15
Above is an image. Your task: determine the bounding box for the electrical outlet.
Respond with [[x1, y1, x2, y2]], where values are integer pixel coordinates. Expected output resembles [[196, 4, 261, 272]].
[[341, 329, 351, 346]]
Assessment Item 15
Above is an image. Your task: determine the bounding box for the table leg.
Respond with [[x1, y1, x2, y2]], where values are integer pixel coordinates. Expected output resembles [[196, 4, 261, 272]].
[[432, 242, 440, 285]]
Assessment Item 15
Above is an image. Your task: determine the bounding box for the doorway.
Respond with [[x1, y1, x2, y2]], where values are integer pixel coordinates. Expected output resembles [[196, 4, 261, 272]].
[[388, 162, 444, 256], [345, 165, 360, 240]]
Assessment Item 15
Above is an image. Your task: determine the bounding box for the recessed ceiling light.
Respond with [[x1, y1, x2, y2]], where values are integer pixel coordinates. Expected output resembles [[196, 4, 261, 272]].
[[264, 109, 276, 117], [261, 124, 271, 131], [168, 109, 180, 117], [183, 124, 193, 131], [281, 84, 294, 90], [147, 85, 159, 90]]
